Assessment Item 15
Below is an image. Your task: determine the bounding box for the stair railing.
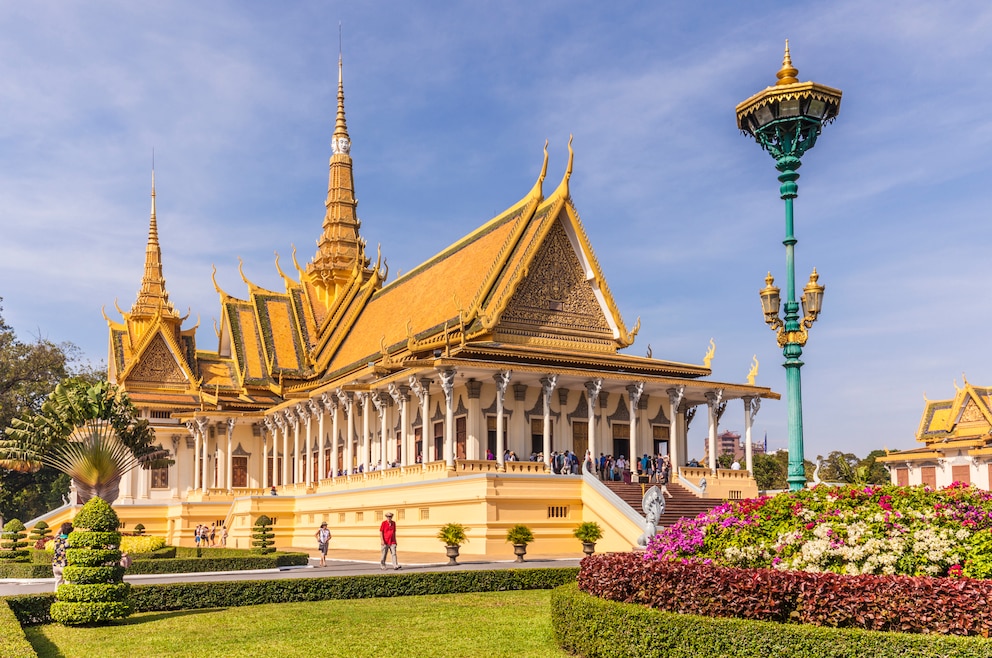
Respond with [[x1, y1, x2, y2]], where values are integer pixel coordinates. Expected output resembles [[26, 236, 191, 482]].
[[677, 468, 707, 497]]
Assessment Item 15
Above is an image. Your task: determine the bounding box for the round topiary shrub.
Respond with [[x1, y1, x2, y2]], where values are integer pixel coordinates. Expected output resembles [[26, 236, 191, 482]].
[[50, 497, 131, 625], [0, 519, 30, 562], [251, 515, 275, 554], [132, 523, 145, 536], [30, 521, 52, 549]]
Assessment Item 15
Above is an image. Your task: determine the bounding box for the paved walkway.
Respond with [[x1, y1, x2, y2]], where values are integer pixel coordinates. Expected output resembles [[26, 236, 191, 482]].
[[0, 546, 583, 597]]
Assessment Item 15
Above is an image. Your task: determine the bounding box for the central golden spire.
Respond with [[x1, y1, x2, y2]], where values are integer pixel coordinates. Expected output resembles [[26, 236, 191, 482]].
[[131, 167, 177, 318], [306, 53, 368, 300]]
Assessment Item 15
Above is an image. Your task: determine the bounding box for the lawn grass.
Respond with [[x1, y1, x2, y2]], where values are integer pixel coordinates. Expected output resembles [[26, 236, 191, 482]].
[[24, 589, 568, 657]]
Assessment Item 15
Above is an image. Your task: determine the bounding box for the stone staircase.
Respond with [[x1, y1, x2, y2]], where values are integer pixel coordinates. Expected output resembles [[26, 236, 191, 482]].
[[601, 480, 722, 527]]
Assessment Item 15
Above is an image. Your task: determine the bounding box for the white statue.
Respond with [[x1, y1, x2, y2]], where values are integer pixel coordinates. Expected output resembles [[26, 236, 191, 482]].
[[637, 485, 665, 546]]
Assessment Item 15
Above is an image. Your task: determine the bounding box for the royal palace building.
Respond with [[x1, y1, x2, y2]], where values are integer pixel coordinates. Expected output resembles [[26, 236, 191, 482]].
[[47, 59, 777, 554]]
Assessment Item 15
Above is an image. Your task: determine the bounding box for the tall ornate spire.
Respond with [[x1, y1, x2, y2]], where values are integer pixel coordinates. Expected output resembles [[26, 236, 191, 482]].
[[306, 52, 369, 297], [776, 39, 799, 86], [131, 167, 177, 318]]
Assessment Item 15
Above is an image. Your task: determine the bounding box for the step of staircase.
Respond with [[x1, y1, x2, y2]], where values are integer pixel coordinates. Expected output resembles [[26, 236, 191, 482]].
[[601, 480, 723, 527]]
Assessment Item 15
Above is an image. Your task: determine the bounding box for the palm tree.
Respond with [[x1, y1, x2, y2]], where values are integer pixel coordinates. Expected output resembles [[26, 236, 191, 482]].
[[0, 379, 171, 504]]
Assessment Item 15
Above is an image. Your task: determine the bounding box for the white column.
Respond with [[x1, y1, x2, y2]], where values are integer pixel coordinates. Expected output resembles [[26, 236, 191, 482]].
[[409, 376, 429, 467], [312, 398, 324, 483], [262, 417, 275, 489], [439, 369, 456, 469], [226, 418, 235, 490], [627, 383, 644, 476], [585, 379, 602, 471], [667, 387, 685, 474], [196, 418, 209, 492], [706, 390, 724, 474], [494, 371, 512, 469], [274, 412, 287, 485], [356, 393, 369, 472], [541, 375, 558, 469], [302, 402, 313, 485], [389, 384, 410, 467], [327, 392, 340, 478], [341, 391, 355, 475], [745, 396, 760, 473], [291, 405, 303, 484], [372, 392, 386, 468], [466, 379, 483, 460]]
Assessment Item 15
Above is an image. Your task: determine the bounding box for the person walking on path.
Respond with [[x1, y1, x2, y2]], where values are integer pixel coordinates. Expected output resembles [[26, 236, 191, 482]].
[[51, 522, 72, 592], [315, 522, 331, 567], [380, 512, 399, 570]]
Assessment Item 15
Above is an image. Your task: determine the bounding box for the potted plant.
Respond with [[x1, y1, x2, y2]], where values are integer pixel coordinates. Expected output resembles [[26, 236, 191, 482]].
[[437, 523, 468, 565], [573, 521, 603, 556], [505, 524, 534, 562]]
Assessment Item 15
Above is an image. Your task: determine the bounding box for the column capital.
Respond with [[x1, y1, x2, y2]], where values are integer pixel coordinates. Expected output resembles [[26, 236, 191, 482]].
[[308, 398, 321, 417], [626, 382, 644, 408], [409, 376, 428, 403], [285, 408, 299, 428], [320, 391, 337, 413], [585, 378, 603, 402], [388, 382, 409, 404], [438, 368, 456, 401], [747, 396, 761, 421], [195, 417, 210, 434], [667, 386, 685, 409], [371, 391, 386, 417]]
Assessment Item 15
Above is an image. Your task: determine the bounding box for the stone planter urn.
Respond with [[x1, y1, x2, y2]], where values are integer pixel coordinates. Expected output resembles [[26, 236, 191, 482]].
[[513, 543, 527, 562], [581, 541, 596, 556], [445, 544, 460, 566]]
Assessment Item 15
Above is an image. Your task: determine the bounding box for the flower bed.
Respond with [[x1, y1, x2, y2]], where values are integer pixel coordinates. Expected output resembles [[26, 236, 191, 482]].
[[645, 483, 992, 577]]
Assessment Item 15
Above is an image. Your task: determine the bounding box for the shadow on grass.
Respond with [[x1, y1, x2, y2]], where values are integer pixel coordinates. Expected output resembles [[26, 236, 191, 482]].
[[120, 607, 227, 624]]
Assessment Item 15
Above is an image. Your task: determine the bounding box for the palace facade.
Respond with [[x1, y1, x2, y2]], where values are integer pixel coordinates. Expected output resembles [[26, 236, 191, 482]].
[[50, 59, 776, 554], [881, 379, 992, 491]]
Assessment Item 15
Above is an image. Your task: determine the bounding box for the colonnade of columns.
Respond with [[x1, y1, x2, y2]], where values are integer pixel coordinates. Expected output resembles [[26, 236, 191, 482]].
[[177, 370, 763, 493]]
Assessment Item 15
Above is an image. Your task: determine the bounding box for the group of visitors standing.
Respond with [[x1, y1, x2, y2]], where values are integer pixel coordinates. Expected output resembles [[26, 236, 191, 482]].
[[313, 511, 400, 570], [194, 523, 226, 547]]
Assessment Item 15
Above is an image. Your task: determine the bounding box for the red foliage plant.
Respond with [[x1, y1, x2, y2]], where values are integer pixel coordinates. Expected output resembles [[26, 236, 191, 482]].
[[578, 553, 992, 636]]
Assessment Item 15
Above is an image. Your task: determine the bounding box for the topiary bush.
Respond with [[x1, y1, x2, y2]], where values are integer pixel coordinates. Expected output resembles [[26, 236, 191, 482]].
[[132, 523, 145, 536], [0, 520, 29, 562], [50, 496, 131, 625], [29, 521, 52, 549], [251, 515, 275, 554]]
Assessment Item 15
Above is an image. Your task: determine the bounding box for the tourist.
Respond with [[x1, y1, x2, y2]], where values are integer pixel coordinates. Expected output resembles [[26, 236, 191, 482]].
[[315, 521, 331, 567], [270, 485, 278, 496], [209, 523, 217, 547], [659, 456, 674, 499], [221, 525, 228, 547], [731, 460, 741, 471], [194, 524, 202, 547], [52, 522, 72, 591], [380, 512, 399, 570]]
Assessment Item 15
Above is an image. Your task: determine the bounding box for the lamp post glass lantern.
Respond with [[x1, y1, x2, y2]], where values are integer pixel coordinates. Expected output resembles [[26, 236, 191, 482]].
[[736, 41, 842, 491]]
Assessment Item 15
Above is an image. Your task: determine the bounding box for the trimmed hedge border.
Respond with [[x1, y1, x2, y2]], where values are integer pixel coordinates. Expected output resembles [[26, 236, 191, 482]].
[[0, 563, 52, 579], [0, 600, 34, 658], [6, 567, 579, 626], [124, 552, 309, 575], [551, 583, 992, 658]]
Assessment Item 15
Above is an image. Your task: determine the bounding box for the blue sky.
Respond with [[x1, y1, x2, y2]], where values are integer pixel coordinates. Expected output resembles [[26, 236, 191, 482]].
[[2, 2, 991, 460]]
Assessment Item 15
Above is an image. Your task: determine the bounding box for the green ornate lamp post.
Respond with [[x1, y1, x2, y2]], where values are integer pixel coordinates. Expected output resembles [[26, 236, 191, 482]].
[[736, 41, 842, 491]]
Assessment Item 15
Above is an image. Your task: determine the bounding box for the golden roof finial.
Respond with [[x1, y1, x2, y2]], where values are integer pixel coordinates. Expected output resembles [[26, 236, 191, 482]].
[[131, 158, 177, 319], [776, 39, 799, 86], [332, 47, 350, 152]]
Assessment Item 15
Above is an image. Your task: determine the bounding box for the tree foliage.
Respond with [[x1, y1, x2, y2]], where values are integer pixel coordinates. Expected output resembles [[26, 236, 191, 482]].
[[0, 299, 99, 521], [817, 450, 890, 485], [1, 379, 171, 505]]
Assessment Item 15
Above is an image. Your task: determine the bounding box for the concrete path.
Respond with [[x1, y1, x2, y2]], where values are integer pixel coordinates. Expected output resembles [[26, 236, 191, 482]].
[[0, 547, 583, 597]]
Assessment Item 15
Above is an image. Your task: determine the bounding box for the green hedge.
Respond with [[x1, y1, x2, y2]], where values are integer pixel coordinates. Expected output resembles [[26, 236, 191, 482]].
[[0, 563, 52, 579], [0, 600, 34, 658], [124, 552, 308, 575], [6, 567, 579, 626], [550, 583, 992, 658]]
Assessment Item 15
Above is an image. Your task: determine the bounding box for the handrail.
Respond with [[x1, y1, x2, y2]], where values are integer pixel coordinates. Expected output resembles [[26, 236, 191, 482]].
[[677, 468, 706, 497], [582, 461, 644, 527]]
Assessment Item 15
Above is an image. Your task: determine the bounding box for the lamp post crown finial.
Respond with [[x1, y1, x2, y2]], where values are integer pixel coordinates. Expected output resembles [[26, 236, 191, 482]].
[[776, 39, 799, 86]]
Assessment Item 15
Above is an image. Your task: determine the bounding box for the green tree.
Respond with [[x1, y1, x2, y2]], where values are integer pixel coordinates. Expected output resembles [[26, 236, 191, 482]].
[[753, 450, 813, 491], [816, 450, 890, 486], [0, 299, 100, 521], [1, 379, 171, 505]]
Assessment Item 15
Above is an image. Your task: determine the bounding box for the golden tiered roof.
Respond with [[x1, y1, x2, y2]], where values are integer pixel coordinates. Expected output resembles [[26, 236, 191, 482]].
[[108, 58, 748, 413]]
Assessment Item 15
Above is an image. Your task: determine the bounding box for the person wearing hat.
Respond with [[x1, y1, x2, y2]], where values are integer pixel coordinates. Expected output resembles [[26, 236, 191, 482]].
[[315, 521, 331, 567], [380, 512, 399, 570]]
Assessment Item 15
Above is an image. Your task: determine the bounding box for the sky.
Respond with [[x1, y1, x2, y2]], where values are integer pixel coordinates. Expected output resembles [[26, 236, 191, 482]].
[[2, 1, 991, 460]]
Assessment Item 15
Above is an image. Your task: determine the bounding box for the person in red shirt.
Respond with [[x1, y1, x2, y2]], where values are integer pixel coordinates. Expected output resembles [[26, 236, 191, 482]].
[[380, 512, 399, 570]]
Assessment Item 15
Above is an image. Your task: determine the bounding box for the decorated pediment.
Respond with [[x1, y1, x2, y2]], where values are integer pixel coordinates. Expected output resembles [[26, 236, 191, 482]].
[[494, 217, 615, 351], [127, 333, 189, 385]]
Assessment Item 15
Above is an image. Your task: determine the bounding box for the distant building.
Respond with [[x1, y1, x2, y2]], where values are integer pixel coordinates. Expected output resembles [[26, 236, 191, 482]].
[[702, 430, 766, 465], [880, 380, 992, 490]]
